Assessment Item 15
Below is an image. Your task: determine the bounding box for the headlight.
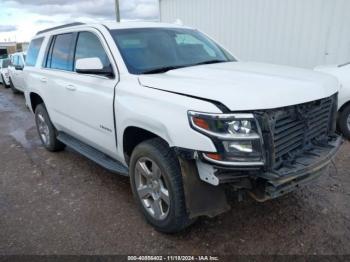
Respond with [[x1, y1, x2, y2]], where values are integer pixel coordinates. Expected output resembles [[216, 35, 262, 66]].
[[188, 111, 264, 166]]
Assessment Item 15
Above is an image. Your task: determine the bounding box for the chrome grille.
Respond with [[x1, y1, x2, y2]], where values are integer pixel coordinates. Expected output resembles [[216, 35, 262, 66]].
[[272, 96, 334, 166]]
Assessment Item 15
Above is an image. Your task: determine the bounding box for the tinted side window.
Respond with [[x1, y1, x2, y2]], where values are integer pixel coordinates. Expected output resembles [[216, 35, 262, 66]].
[[3, 59, 10, 68], [2, 59, 10, 68], [26, 38, 44, 66], [75, 32, 111, 70], [49, 33, 75, 71]]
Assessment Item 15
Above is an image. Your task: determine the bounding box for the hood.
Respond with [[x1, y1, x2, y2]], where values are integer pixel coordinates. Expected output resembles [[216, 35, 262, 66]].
[[314, 64, 339, 74], [139, 62, 339, 111]]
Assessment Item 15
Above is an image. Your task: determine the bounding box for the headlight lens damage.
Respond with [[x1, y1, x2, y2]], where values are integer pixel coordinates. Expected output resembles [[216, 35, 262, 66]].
[[188, 111, 264, 165]]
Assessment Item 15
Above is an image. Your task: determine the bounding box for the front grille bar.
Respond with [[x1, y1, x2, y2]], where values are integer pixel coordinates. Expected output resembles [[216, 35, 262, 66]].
[[256, 95, 337, 171]]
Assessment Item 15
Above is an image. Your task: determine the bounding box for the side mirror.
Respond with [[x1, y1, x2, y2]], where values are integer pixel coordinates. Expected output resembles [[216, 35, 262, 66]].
[[15, 65, 24, 70], [75, 57, 114, 77]]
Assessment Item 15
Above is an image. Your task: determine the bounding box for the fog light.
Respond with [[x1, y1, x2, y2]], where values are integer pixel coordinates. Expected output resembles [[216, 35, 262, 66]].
[[224, 141, 253, 153]]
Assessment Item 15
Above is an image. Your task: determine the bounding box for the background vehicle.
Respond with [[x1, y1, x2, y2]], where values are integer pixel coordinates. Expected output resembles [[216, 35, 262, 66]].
[[316, 63, 350, 139], [0, 58, 11, 88], [8, 52, 26, 94], [24, 22, 341, 233]]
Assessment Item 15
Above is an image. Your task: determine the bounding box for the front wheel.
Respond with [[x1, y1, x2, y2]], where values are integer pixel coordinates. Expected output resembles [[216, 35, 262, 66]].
[[338, 105, 350, 140], [129, 138, 194, 233], [35, 104, 65, 151]]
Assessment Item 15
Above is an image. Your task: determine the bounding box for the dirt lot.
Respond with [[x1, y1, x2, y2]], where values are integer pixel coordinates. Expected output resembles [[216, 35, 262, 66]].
[[0, 85, 350, 255]]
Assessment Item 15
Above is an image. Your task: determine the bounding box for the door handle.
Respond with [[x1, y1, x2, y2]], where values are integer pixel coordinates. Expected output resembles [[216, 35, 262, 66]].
[[40, 77, 47, 83], [66, 84, 76, 91]]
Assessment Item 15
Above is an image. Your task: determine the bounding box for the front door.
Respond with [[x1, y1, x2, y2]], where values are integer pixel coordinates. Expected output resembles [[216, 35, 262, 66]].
[[15, 55, 25, 91]]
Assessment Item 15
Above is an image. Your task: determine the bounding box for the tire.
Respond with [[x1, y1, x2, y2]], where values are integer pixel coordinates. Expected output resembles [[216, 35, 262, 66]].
[[1, 75, 9, 88], [338, 105, 350, 140], [9, 77, 20, 94], [35, 104, 65, 152], [129, 138, 194, 233]]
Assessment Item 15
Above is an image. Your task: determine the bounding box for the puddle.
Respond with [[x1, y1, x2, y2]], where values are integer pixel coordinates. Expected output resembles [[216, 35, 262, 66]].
[[10, 129, 33, 150], [0, 92, 17, 111]]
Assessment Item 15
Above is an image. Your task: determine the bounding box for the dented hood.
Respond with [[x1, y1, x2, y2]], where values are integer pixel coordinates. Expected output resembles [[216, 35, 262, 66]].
[[139, 62, 339, 111]]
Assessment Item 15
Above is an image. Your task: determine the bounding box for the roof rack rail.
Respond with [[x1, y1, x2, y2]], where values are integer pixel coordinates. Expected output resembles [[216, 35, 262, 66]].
[[36, 22, 85, 35]]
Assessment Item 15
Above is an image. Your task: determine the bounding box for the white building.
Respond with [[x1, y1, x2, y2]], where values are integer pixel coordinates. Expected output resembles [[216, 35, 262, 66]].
[[159, 0, 350, 68]]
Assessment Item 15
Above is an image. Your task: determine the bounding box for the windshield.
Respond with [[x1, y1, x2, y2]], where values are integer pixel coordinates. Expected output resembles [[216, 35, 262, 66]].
[[111, 28, 235, 74]]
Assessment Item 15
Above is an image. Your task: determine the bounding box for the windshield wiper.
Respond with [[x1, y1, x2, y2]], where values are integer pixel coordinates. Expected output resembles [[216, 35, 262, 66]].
[[141, 60, 227, 74], [142, 65, 187, 74], [191, 59, 227, 66]]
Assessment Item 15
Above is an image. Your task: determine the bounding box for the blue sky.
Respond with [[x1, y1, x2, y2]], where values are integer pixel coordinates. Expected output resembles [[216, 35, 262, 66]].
[[0, 0, 159, 42]]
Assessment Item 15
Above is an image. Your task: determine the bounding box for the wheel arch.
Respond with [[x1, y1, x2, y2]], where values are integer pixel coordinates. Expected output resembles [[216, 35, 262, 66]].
[[122, 126, 170, 165], [339, 100, 350, 113], [29, 92, 44, 113]]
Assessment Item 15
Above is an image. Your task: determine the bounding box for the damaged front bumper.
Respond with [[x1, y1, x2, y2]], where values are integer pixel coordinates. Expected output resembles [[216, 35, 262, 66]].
[[250, 135, 342, 201], [177, 135, 342, 219]]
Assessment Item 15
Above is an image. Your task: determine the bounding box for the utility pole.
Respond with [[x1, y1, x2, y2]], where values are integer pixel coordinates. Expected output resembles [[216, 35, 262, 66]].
[[115, 0, 120, 22]]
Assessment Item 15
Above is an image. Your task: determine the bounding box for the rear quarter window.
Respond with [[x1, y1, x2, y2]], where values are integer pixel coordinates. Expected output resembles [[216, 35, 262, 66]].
[[26, 38, 44, 66]]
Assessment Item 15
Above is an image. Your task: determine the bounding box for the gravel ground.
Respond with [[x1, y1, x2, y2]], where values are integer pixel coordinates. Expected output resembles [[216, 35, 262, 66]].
[[0, 85, 350, 255]]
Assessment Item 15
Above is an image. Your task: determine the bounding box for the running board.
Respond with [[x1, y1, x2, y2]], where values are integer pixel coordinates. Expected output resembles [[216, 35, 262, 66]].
[[57, 132, 129, 176]]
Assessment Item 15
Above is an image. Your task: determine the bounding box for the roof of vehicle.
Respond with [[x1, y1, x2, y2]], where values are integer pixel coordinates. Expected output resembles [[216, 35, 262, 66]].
[[35, 21, 192, 36], [10, 52, 26, 56], [103, 21, 191, 30]]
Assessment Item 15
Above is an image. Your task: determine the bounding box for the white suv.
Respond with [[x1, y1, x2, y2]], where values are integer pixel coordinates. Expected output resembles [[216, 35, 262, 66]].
[[0, 58, 11, 87], [8, 52, 26, 93], [24, 22, 342, 232], [315, 63, 350, 139]]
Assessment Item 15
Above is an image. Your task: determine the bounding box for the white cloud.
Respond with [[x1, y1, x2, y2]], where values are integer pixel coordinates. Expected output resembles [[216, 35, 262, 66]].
[[0, 25, 18, 32], [0, 0, 159, 41], [2, 0, 159, 20]]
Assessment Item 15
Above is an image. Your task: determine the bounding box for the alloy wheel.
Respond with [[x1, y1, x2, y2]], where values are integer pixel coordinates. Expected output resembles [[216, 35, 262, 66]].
[[37, 113, 50, 146], [134, 157, 170, 220]]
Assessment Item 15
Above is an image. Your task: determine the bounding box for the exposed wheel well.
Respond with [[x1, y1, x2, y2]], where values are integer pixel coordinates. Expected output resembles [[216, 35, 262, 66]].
[[339, 101, 350, 113], [30, 93, 44, 112], [123, 127, 167, 164]]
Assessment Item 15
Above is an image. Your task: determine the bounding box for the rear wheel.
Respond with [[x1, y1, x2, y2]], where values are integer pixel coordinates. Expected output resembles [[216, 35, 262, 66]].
[[9, 77, 20, 94], [129, 138, 194, 233], [35, 104, 65, 151], [1, 75, 9, 88], [338, 105, 350, 140]]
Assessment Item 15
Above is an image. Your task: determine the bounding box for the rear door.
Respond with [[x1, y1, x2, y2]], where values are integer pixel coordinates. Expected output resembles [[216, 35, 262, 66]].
[[41, 32, 77, 135]]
